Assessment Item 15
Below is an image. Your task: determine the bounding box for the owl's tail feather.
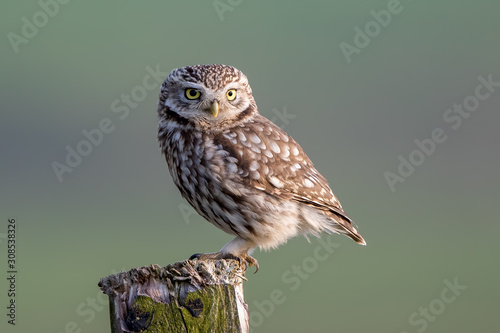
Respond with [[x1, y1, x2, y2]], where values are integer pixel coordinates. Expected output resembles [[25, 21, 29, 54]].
[[326, 209, 366, 245], [297, 198, 366, 245], [336, 220, 366, 245]]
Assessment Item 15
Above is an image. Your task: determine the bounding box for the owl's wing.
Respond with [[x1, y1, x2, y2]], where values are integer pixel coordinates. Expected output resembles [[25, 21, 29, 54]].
[[215, 115, 365, 244]]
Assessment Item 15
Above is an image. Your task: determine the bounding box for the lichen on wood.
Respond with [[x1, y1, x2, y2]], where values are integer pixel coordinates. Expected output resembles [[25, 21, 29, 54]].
[[98, 259, 249, 333]]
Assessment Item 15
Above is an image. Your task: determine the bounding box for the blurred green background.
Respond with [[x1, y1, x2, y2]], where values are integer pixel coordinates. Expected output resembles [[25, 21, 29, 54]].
[[1, 1, 499, 332]]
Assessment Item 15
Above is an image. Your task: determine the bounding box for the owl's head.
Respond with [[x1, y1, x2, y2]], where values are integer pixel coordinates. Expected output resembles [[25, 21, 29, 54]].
[[158, 64, 257, 129]]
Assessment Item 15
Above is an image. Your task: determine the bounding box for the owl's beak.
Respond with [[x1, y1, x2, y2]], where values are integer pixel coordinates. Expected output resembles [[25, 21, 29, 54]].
[[210, 100, 219, 117]]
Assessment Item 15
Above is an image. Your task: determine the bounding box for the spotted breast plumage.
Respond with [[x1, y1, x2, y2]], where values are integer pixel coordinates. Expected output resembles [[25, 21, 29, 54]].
[[157, 64, 365, 271]]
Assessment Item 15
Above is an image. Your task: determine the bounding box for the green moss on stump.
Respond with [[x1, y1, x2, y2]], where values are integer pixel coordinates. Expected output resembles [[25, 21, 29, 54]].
[[99, 260, 248, 333]]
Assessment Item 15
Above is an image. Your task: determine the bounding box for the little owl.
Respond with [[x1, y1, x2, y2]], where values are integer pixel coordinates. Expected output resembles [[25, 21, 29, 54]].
[[157, 64, 365, 271]]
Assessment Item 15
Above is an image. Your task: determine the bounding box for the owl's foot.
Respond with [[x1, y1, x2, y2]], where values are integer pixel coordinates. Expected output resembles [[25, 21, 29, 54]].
[[189, 252, 259, 273], [239, 253, 259, 273]]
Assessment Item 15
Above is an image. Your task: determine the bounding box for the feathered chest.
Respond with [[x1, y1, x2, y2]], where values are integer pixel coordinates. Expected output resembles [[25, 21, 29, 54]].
[[164, 127, 212, 188]]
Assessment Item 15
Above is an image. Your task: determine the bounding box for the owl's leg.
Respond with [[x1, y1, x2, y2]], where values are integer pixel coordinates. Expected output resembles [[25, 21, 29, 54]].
[[189, 237, 259, 273]]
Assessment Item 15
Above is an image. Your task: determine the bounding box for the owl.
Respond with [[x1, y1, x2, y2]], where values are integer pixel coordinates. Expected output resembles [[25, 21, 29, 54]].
[[157, 64, 365, 271]]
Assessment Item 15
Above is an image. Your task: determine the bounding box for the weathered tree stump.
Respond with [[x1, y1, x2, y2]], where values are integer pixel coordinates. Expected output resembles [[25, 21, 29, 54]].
[[98, 260, 249, 333]]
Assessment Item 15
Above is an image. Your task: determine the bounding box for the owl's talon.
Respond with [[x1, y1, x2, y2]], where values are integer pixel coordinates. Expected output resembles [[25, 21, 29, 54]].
[[189, 253, 202, 261], [241, 254, 259, 274]]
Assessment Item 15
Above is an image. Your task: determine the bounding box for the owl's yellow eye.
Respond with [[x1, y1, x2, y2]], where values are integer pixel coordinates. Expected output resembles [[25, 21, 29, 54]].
[[226, 89, 237, 101], [185, 89, 201, 100]]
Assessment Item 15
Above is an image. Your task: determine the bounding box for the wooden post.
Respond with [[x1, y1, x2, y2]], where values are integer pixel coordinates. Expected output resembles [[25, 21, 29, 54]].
[[98, 260, 249, 333]]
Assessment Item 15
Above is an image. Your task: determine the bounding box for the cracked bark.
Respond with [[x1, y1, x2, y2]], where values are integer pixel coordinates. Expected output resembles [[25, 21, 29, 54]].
[[98, 260, 249, 333]]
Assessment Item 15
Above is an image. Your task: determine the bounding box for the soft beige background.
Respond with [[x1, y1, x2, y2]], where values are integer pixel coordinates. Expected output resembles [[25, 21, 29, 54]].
[[1, 1, 499, 332]]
